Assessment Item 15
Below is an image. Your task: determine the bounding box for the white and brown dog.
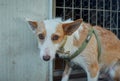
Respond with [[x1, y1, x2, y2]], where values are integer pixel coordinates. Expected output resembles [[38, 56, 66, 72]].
[[28, 18, 120, 81]]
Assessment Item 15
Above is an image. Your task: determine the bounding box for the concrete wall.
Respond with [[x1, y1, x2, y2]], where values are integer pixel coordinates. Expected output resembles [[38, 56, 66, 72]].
[[0, 0, 49, 81]]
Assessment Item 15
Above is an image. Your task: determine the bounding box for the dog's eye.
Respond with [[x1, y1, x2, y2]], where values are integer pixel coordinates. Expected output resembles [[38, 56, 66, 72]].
[[38, 34, 45, 40], [52, 35, 59, 41]]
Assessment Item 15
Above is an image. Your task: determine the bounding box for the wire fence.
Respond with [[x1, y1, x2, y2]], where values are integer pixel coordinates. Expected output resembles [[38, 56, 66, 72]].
[[55, 0, 120, 38]]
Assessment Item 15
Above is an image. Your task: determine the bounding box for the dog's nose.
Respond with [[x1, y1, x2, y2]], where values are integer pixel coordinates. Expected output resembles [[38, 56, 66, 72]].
[[43, 55, 50, 61]]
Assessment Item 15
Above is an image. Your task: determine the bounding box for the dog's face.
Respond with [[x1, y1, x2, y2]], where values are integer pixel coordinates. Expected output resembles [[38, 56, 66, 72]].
[[28, 19, 82, 61]]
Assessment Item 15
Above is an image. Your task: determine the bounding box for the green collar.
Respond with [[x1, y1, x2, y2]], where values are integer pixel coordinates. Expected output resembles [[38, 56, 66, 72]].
[[57, 28, 101, 61]]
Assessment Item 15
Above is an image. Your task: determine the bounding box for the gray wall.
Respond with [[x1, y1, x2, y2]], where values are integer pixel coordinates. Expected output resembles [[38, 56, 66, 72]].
[[0, 0, 49, 81]]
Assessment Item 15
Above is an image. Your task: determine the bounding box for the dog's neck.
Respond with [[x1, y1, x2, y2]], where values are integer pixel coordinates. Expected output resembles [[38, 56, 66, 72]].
[[63, 22, 91, 54]]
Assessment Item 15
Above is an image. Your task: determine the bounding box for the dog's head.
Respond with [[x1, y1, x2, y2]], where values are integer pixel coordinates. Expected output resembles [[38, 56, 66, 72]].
[[28, 19, 82, 61]]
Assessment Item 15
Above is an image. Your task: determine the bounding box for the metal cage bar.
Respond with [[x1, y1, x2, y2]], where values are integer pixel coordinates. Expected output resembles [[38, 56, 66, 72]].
[[55, 0, 120, 38]]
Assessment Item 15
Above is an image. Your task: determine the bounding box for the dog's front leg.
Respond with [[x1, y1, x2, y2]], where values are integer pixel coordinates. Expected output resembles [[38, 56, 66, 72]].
[[86, 62, 100, 81], [61, 64, 72, 81]]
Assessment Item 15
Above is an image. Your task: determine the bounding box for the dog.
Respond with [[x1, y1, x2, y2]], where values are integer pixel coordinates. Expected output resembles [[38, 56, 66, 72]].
[[28, 18, 120, 81]]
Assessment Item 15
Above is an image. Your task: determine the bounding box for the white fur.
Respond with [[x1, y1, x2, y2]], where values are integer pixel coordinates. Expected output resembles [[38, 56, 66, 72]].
[[62, 19, 73, 23], [61, 68, 72, 81], [87, 69, 99, 81], [79, 23, 84, 30], [73, 55, 99, 81], [38, 19, 62, 60], [63, 23, 85, 54], [73, 23, 84, 40]]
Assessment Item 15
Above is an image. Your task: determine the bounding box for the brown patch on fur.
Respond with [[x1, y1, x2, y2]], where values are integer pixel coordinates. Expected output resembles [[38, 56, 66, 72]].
[[114, 69, 120, 81], [73, 23, 90, 47], [62, 19, 82, 35], [114, 72, 120, 81], [36, 21, 46, 35], [113, 63, 120, 81], [36, 21, 46, 43], [28, 21, 38, 30], [89, 62, 99, 78], [52, 24, 65, 44], [94, 26, 120, 66]]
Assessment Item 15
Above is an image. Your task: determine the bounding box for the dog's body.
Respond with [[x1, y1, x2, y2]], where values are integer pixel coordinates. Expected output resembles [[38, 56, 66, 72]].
[[28, 19, 120, 81]]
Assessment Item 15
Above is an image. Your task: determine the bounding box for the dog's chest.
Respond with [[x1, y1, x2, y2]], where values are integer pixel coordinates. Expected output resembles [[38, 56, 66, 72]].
[[63, 36, 87, 68], [71, 55, 88, 70]]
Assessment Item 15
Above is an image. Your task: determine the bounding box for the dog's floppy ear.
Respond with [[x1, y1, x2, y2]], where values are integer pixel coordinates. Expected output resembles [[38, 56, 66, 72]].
[[28, 21, 38, 31], [62, 19, 83, 35]]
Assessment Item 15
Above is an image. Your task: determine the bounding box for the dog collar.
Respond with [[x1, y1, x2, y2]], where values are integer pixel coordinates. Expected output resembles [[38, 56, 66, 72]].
[[57, 27, 101, 62]]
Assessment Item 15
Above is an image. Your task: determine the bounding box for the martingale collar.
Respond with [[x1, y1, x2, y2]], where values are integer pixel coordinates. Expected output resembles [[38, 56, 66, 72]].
[[57, 27, 101, 62]]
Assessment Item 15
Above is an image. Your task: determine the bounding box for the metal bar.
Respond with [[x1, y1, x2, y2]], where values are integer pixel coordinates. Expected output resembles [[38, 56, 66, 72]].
[[117, 0, 119, 36], [110, 0, 112, 30], [81, 0, 83, 18], [49, 0, 53, 19], [96, 0, 98, 25], [72, 0, 74, 20], [103, 0, 105, 28], [63, 0, 65, 20], [48, 1, 53, 81], [88, 0, 90, 23], [56, 6, 120, 12]]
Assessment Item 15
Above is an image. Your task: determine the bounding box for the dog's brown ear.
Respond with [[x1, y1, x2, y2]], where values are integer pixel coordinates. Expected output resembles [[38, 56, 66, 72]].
[[28, 21, 38, 30], [62, 19, 83, 35]]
